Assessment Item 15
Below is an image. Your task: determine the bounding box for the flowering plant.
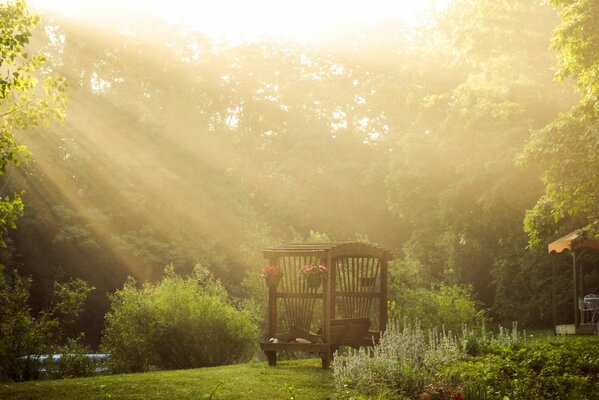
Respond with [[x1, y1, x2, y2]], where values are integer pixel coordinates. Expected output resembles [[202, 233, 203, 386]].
[[260, 265, 283, 278], [298, 264, 328, 278]]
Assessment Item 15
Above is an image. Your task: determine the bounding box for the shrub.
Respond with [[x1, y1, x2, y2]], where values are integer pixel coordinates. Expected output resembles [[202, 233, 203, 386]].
[[102, 265, 259, 372], [388, 284, 483, 335], [0, 266, 93, 381], [43, 336, 98, 379], [444, 337, 599, 400]]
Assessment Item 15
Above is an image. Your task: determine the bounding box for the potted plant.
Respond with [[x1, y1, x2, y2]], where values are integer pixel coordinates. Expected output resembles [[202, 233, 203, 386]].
[[261, 265, 283, 289], [299, 264, 327, 289]]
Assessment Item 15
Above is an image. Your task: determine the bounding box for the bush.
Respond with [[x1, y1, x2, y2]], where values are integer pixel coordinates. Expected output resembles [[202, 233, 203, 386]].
[[102, 265, 259, 372], [388, 284, 483, 335], [444, 337, 599, 400], [0, 266, 93, 381], [43, 337, 99, 379]]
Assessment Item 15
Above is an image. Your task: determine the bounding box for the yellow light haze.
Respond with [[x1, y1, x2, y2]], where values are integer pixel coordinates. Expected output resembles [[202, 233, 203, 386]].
[[28, 0, 449, 43]]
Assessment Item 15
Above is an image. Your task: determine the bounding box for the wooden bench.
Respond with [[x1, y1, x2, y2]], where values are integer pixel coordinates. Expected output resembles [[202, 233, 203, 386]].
[[259, 317, 375, 368], [330, 317, 372, 349]]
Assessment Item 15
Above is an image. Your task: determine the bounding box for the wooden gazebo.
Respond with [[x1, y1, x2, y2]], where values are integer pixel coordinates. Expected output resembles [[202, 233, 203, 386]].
[[259, 242, 392, 368], [548, 225, 599, 335]]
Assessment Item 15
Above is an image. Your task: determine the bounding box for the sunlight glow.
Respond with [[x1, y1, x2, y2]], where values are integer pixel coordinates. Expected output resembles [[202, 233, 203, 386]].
[[28, 0, 450, 43]]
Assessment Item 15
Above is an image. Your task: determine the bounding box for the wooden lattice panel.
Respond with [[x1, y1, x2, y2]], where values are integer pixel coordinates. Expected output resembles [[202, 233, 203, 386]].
[[277, 255, 324, 333], [334, 256, 380, 320]]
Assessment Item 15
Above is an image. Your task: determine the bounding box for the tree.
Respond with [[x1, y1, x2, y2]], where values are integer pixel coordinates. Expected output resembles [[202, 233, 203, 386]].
[[384, 0, 580, 325], [521, 0, 599, 246], [0, 0, 66, 246]]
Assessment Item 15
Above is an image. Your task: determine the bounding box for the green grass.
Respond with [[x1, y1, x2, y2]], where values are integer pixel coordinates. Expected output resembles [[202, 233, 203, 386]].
[[0, 359, 335, 400]]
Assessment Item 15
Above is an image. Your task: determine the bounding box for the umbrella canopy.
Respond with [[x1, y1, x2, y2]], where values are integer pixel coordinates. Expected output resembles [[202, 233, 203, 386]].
[[547, 225, 599, 254]]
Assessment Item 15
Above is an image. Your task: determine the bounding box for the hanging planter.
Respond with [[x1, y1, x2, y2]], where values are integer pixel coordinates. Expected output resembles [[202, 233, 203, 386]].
[[265, 275, 281, 289], [261, 265, 283, 289], [306, 274, 322, 289], [299, 264, 328, 289]]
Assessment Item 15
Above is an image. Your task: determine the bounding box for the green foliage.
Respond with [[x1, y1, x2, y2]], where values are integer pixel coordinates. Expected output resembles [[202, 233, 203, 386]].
[[388, 274, 484, 335], [384, 0, 572, 324], [0, 194, 24, 248], [0, 0, 586, 344], [460, 321, 525, 357], [0, 265, 93, 381], [101, 265, 259, 373], [521, 0, 599, 244], [334, 318, 597, 400], [0, 0, 66, 247], [43, 336, 98, 379], [332, 320, 463, 399], [0, 266, 45, 381], [551, 0, 599, 99], [51, 279, 95, 326], [446, 337, 599, 400], [490, 249, 559, 326]]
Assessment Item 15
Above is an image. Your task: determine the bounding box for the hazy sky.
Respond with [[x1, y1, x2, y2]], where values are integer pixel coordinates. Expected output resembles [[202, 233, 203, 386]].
[[28, 0, 450, 42]]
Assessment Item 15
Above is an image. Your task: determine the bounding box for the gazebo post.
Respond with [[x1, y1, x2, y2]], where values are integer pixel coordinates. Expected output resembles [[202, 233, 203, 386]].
[[266, 256, 278, 366], [572, 251, 579, 330], [579, 250, 585, 301], [551, 254, 557, 335], [379, 257, 388, 333], [322, 249, 333, 368]]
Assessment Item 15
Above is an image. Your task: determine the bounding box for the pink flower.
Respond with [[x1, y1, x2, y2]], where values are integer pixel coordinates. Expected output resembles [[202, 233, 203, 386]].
[[298, 264, 328, 278], [261, 265, 283, 278]]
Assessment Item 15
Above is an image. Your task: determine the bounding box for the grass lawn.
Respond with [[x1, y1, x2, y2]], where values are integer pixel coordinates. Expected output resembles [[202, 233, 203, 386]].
[[0, 359, 335, 400]]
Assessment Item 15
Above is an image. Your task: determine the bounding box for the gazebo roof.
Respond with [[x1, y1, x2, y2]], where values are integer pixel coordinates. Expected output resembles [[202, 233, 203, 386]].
[[263, 241, 393, 259], [547, 225, 599, 254]]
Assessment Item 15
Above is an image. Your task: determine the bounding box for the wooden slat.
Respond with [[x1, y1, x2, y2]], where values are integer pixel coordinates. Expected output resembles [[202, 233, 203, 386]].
[[276, 292, 323, 299], [259, 342, 328, 352], [282, 256, 291, 332], [263, 242, 394, 261], [268, 255, 277, 338], [380, 257, 388, 332], [324, 249, 332, 358], [329, 318, 371, 347]]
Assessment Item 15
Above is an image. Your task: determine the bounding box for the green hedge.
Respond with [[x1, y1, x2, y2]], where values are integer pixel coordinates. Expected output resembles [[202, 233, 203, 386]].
[[102, 265, 258, 372]]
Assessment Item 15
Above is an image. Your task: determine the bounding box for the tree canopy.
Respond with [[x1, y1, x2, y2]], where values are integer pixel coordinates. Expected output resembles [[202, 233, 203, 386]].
[[0, 0, 66, 246], [1, 0, 595, 346], [522, 0, 599, 246]]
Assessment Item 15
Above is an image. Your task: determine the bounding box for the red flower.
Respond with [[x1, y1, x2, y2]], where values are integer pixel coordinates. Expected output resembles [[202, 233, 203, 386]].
[[298, 264, 328, 277], [261, 265, 283, 278]]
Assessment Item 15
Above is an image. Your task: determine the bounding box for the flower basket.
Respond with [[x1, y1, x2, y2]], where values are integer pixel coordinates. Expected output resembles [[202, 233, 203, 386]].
[[306, 274, 322, 289], [265, 275, 281, 289], [261, 265, 283, 289], [299, 264, 327, 289]]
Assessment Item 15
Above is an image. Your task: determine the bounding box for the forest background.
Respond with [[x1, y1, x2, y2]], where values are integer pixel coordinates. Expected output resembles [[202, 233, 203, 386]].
[[2, 0, 598, 348]]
